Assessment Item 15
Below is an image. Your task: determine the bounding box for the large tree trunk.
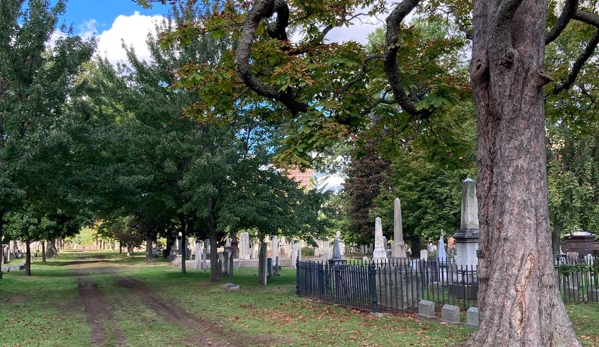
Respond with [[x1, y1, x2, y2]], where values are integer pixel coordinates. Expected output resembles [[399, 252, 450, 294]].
[[469, 0, 580, 346], [145, 237, 153, 262], [42, 241, 46, 265], [24, 240, 31, 276], [46, 239, 58, 258]]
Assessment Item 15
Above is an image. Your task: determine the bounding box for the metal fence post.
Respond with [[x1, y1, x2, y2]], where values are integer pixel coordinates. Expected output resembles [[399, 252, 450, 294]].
[[296, 260, 301, 296], [368, 262, 379, 313]]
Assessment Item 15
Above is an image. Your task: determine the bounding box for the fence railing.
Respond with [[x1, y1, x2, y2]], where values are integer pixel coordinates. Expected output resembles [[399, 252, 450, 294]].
[[555, 255, 599, 303], [296, 256, 599, 313]]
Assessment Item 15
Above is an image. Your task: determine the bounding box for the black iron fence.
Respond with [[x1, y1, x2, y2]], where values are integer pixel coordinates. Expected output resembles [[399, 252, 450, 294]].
[[555, 255, 599, 303], [296, 256, 599, 313]]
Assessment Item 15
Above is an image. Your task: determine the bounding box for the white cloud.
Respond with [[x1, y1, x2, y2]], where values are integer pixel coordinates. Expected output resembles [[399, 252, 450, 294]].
[[326, 16, 382, 45], [47, 30, 67, 50], [315, 173, 346, 192], [81, 12, 165, 65]]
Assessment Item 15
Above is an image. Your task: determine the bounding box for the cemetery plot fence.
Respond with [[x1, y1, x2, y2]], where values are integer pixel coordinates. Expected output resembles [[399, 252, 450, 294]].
[[297, 256, 599, 313], [296, 259, 478, 313], [555, 255, 599, 303]]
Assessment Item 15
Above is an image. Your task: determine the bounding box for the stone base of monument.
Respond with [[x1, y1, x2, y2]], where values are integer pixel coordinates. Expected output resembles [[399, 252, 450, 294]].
[[448, 283, 478, 300]]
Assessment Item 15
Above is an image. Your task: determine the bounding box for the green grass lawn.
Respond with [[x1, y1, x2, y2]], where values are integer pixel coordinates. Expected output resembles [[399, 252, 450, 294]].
[[0, 250, 597, 347]]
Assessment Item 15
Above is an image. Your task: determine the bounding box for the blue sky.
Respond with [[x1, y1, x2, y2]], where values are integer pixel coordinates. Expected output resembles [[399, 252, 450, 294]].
[[56, 0, 168, 31], [48, 0, 377, 65], [47, 1, 174, 64]]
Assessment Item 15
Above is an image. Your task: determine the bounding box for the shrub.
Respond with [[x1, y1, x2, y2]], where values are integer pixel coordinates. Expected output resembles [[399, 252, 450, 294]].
[[301, 247, 314, 257]]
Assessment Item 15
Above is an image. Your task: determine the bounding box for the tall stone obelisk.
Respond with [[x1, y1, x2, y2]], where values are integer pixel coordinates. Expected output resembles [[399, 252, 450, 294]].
[[391, 198, 407, 258], [453, 178, 479, 267], [372, 217, 388, 261]]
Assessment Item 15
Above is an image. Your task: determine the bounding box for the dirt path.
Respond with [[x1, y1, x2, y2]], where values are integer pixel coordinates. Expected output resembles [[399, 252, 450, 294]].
[[77, 275, 127, 346], [70, 257, 274, 347]]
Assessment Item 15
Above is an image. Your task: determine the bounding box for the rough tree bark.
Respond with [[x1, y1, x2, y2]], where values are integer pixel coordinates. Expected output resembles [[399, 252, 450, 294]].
[[24, 240, 31, 276], [46, 239, 58, 258], [469, 0, 580, 346], [42, 240, 46, 265], [145, 236, 153, 262]]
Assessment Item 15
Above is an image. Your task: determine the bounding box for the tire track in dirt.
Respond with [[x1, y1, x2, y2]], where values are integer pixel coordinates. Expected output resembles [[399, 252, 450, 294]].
[[114, 275, 280, 347], [71, 257, 284, 347], [76, 269, 127, 347]]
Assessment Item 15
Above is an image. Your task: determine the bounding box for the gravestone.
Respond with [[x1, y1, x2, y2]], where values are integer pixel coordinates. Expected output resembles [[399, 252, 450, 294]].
[[291, 241, 298, 268], [453, 178, 479, 267], [416, 300, 436, 320], [420, 250, 428, 260], [228, 250, 234, 277], [329, 237, 346, 267], [221, 282, 240, 291], [239, 232, 250, 260], [372, 217, 388, 261], [267, 257, 274, 277], [450, 178, 479, 300], [202, 241, 208, 271], [441, 304, 460, 324], [465, 307, 479, 327], [392, 198, 408, 258], [219, 252, 227, 276], [437, 230, 448, 263], [251, 239, 259, 259], [271, 236, 280, 269], [195, 241, 202, 269]]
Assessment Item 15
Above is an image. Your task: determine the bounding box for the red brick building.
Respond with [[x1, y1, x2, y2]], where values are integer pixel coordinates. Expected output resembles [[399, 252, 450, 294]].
[[285, 168, 313, 189]]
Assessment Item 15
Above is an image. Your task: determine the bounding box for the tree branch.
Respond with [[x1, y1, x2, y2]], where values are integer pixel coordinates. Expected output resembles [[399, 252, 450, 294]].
[[360, 90, 394, 116], [545, 0, 578, 45], [340, 54, 383, 93], [573, 9, 599, 27], [549, 29, 599, 96], [235, 0, 308, 116], [266, 0, 289, 41], [383, 0, 430, 118], [495, 0, 525, 24]]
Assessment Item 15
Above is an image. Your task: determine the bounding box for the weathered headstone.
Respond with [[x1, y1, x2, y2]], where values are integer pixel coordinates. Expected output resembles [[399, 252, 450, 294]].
[[441, 304, 460, 324], [228, 251, 234, 277], [465, 307, 479, 327], [250, 239, 259, 259], [219, 252, 227, 276], [291, 241, 298, 268], [420, 250, 428, 260], [416, 300, 436, 320], [202, 240, 208, 271], [195, 241, 202, 269], [239, 232, 250, 260], [221, 282, 240, 291], [271, 236, 279, 269], [372, 217, 387, 261], [267, 257, 274, 277]]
